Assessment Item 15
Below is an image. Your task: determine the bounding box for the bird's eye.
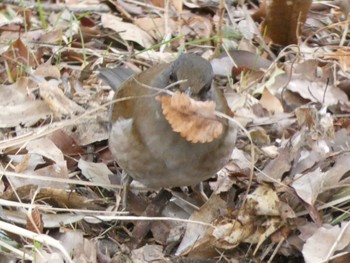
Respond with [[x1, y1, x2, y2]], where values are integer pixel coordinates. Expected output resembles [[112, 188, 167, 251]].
[[169, 72, 177, 82], [204, 82, 212, 91], [201, 82, 212, 92], [198, 83, 212, 100]]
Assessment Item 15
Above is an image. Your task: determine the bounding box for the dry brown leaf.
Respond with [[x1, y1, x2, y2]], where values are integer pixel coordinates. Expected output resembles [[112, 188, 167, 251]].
[[259, 88, 284, 114], [47, 130, 84, 170], [249, 126, 271, 146], [171, 0, 183, 12], [210, 185, 282, 251], [6, 137, 69, 189], [176, 195, 226, 256], [34, 63, 61, 80], [150, 0, 165, 7], [26, 208, 43, 234], [156, 93, 223, 143], [210, 50, 272, 77], [38, 29, 63, 44], [36, 188, 102, 209], [246, 185, 280, 216], [39, 80, 84, 118], [325, 48, 350, 72], [101, 13, 154, 48], [134, 17, 177, 40], [181, 13, 212, 40], [257, 131, 305, 182], [209, 168, 234, 194], [0, 98, 51, 127], [211, 219, 255, 249], [14, 154, 32, 173], [287, 60, 348, 106], [295, 107, 317, 129], [1, 38, 38, 82]]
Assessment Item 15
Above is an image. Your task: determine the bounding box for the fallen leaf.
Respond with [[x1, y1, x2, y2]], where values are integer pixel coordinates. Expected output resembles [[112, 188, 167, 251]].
[[53, 230, 97, 262], [0, 78, 51, 128], [134, 17, 176, 40], [78, 159, 113, 186], [26, 208, 43, 234], [176, 195, 226, 256], [259, 88, 284, 114], [292, 167, 326, 205], [325, 48, 350, 72], [303, 223, 350, 263], [39, 80, 84, 118], [246, 185, 280, 216], [157, 93, 224, 143], [101, 13, 154, 48], [131, 244, 165, 263]]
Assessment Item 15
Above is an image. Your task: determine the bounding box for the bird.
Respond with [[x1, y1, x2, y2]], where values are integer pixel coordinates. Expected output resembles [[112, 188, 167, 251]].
[[99, 54, 236, 189]]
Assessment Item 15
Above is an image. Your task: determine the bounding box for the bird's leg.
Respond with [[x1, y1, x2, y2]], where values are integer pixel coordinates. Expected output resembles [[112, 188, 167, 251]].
[[192, 182, 209, 202], [121, 170, 133, 210], [127, 189, 172, 249]]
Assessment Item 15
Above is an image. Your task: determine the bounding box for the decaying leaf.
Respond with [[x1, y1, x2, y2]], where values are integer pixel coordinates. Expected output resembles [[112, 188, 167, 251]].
[[176, 195, 226, 256], [156, 93, 224, 143], [246, 184, 280, 216], [211, 218, 255, 249], [209, 185, 282, 250]]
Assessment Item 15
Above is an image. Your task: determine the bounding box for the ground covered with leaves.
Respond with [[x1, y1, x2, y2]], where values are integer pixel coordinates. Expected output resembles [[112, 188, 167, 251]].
[[1, 0, 350, 262]]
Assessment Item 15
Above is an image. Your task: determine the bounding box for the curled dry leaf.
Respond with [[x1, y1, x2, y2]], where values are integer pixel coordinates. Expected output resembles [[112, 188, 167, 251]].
[[156, 93, 223, 143], [26, 208, 43, 234]]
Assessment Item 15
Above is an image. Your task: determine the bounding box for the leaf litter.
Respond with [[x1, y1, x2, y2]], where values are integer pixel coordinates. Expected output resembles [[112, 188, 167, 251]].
[[1, 0, 350, 262]]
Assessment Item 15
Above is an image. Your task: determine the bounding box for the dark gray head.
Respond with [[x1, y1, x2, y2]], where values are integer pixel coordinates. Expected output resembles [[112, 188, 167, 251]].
[[170, 54, 214, 99]]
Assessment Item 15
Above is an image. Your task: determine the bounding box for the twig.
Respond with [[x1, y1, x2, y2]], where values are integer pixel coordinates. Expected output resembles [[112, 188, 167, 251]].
[[1, 0, 110, 13]]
